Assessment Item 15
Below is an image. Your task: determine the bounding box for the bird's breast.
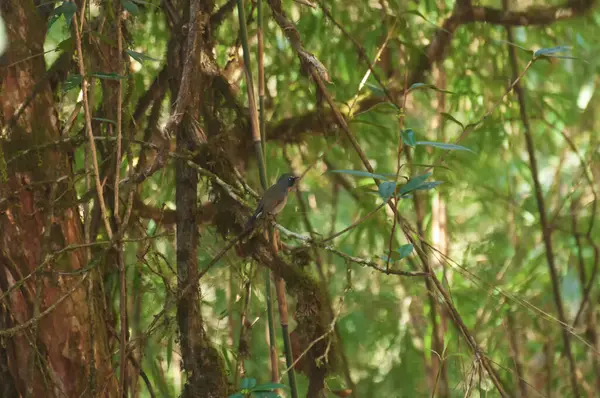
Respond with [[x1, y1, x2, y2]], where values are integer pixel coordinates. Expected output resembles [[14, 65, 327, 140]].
[[270, 196, 288, 215]]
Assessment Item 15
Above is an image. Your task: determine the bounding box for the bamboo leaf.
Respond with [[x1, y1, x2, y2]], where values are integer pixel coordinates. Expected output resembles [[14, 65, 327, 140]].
[[408, 83, 454, 94], [91, 72, 127, 80], [378, 181, 396, 199], [121, 0, 140, 15], [328, 170, 393, 181], [416, 141, 474, 153], [440, 112, 464, 129], [126, 49, 159, 64], [398, 173, 432, 195], [396, 244, 414, 259], [402, 129, 416, 146]]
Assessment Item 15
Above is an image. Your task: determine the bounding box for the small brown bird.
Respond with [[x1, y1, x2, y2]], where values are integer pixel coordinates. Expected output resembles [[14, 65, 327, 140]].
[[246, 173, 299, 228]]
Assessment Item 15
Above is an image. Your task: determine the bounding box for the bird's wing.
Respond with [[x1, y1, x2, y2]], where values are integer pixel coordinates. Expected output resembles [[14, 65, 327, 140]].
[[251, 199, 265, 219], [245, 199, 264, 229], [261, 184, 288, 215]]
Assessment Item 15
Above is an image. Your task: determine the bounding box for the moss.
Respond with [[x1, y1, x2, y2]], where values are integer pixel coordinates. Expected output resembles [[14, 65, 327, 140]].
[[251, 240, 338, 394], [0, 141, 8, 183], [181, 340, 232, 398]]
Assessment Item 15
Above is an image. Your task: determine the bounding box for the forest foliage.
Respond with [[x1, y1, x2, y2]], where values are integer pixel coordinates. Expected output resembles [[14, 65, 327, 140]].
[[0, 0, 599, 397]]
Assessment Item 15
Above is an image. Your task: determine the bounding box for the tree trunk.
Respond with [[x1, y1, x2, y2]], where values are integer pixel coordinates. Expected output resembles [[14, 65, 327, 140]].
[[0, 1, 117, 396]]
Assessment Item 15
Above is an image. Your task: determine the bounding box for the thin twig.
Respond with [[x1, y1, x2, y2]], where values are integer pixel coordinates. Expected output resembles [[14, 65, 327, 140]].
[[236, 0, 265, 186], [503, 2, 580, 395], [114, 9, 128, 397], [385, 68, 409, 272], [420, 236, 600, 355], [265, 2, 508, 394], [233, 278, 253, 387], [84, 139, 97, 395], [278, 290, 347, 381], [321, 200, 389, 243], [0, 275, 89, 336], [270, 229, 299, 398], [1, 49, 74, 137], [318, 2, 398, 111], [277, 225, 428, 277], [72, 7, 114, 240]]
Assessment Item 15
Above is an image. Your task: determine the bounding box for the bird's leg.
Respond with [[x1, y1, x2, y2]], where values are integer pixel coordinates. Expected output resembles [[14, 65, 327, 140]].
[[265, 213, 277, 226]]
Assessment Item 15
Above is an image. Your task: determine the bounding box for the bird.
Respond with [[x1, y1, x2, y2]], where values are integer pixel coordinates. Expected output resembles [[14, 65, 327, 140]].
[[246, 173, 299, 229]]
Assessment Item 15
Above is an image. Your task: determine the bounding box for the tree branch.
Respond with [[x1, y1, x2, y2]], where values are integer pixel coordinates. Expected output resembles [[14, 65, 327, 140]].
[[263, 0, 597, 142]]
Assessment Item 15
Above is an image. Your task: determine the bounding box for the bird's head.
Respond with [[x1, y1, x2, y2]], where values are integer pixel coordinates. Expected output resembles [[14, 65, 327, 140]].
[[277, 173, 299, 188]]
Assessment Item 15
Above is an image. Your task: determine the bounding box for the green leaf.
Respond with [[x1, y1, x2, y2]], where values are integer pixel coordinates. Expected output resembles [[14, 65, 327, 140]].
[[378, 182, 396, 200], [56, 38, 74, 52], [126, 49, 159, 64], [365, 82, 385, 97], [91, 72, 127, 80], [253, 392, 281, 398], [401, 129, 416, 146], [415, 141, 474, 153], [354, 101, 399, 116], [121, 0, 140, 15], [63, 74, 82, 92], [227, 394, 245, 398], [349, 119, 391, 131], [146, 219, 157, 235], [407, 83, 454, 95], [561, 267, 582, 305], [534, 46, 571, 58], [440, 112, 464, 129], [62, 2, 77, 26], [383, 244, 413, 262], [542, 55, 581, 61], [220, 345, 233, 373], [51, 2, 77, 27], [92, 117, 117, 126], [130, 0, 158, 6], [403, 10, 450, 34], [47, 15, 60, 31], [328, 170, 393, 181], [240, 378, 257, 389], [415, 181, 443, 191], [411, 163, 451, 171], [492, 39, 529, 53], [166, 334, 173, 370], [398, 173, 432, 195], [252, 382, 287, 391], [396, 244, 414, 259]]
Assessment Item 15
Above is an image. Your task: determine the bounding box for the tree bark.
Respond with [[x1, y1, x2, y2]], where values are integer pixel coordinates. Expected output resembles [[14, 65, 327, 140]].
[[0, 1, 117, 396], [167, 0, 229, 396]]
